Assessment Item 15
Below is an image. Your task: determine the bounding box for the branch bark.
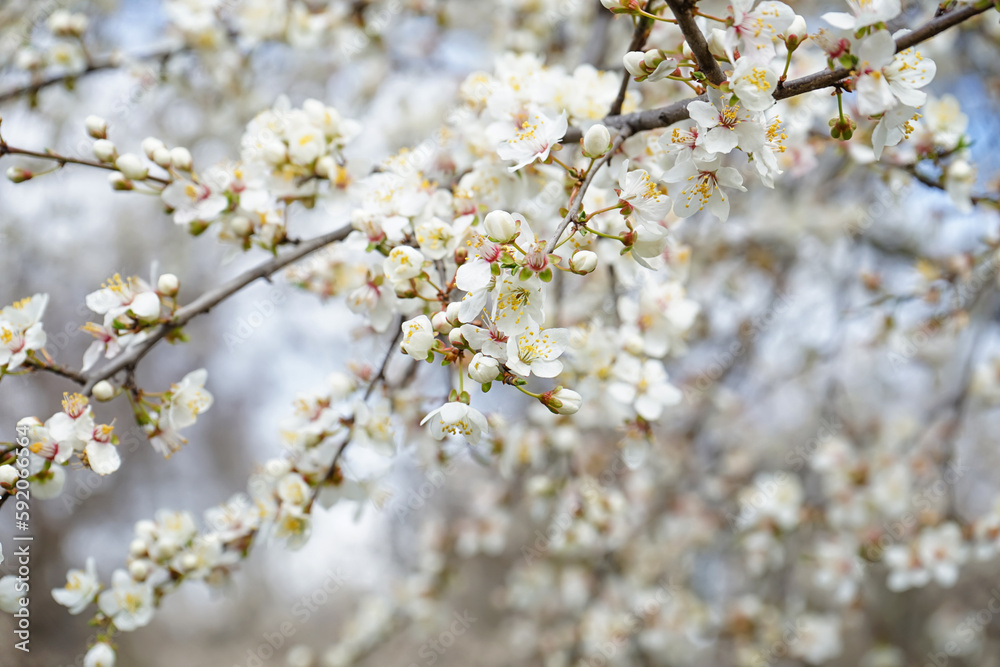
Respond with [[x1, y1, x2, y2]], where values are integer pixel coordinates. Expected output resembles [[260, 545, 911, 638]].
[[665, 0, 726, 86], [608, 1, 660, 116], [1, 145, 172, 185], [82, 224, 354, 393], [0, 46, 183, 105], [566, 2, 994, 142]]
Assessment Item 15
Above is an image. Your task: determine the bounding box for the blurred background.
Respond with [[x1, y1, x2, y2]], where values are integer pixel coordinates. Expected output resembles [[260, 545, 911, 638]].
[[1, 1, 1000, 666]]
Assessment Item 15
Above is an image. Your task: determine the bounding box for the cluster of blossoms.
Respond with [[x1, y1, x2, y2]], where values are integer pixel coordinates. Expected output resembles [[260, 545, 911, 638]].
[[7, 9, 91, 78], [1, 0, 999, 665]]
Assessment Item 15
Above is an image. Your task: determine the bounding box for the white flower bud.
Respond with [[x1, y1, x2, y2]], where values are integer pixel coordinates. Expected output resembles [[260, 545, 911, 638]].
[[230, 215, 253, 236], [69, 14, 90, 37], [786, 15, 807, 40], [681, 41, 694, 60], [47, 10, 73, 35], [85, 115, 108, 139], [128, 559, 149, 581], [92, 139, 117, 163], [179, 552, 198, 571], [15, 47, 42, 70], [108, 172, 132, 190], [431, 310, 453, 334], [115, 153, 148, 180], [482, 210, 517, 243], [157, 273, 179, 295], [152, 147, 173, 168], [643, 49, 661, 69], [570, 250, 598, 274], [263, 140, 288, 165], [141, 137, 165, 159], [582, 124, 612, 158], [6, 167, 32, 183], [328, 372, 356, 399], [544, 387, 582, 415], [445, 301, 462, 324], [128, 538, 148, 557], [169, 147, 192, 171], [708, 28, 728, 59], [315, 155, 335, 178], [0, 465, 18, 489], [448, 327, 466, 346], [84, 642, 116, 667], [622, 51, 646, 78], [468, 353, 500, 383], [92, 380, 116, 401]]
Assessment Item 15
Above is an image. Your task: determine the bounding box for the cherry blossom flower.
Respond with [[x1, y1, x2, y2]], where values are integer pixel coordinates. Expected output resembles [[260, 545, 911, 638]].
[[97, 570, 154, 631], [86, 274, 160, 323], [617, 160, 672, 229], [686, 100, 765, 156], [401, 315, 436, 360], [609, 356, 682, 421], [161, 178, 229, 226], [854, 29, 936, 117], [662, 157, 747, 221], [421, 402, 490, 445], [731, 58, 779, 112], [0, 293, 48, 370], [496, 106, 568, 171], [505, 324, 570, 378], [724, 0, 796, 65], [822, 0, 901, 31], [52, 558, 100, 615], [83, 642, 116, 667]]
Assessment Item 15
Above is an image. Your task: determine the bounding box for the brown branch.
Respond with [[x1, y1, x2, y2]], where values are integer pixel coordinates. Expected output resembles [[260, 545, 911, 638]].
[[901, 163, 999, 207], [566, 2, 994, 142], [608, 1, 659, 116], [82, 224, 354, 393], [1, 145, 172, 185], [25, 357, 87, 385], [546, 127, 632, 253], [0, 46, 183, 105], [665, 0, 726, 86]]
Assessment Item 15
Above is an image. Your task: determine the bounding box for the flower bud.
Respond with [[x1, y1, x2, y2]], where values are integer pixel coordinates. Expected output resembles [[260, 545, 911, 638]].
[[708, 28, 728, 59], [785, 15, 807, 42], [448, 327, 466, 346], [69, 13, 89, 37], [85, 115, 108, 139], [468, 353, 500, 383], [116, 153, 148, 180], [0, 464, 18, 489], [157, 273, 180, 295], [128, 559, 150, 581], [582, 124, 612, 158], [141, 137, 165, 159], [92, 139, 117, 163], [230, 215, 253, 236], [84, 642, 116, 667], [92, 380, 116, 401], [482, 210, 517, 243], [263, 140, 288, 165], [431, 310, 453, 334], [315, 155, 335, 178], [445, 301, 462, 324], [542, 387, 582, 415], [169, 147, 192, 171], [570, 250, 598, 274], [152, 147, 173, 168], [622, 51, 646, 78], [109, 172, 132, 190], [128, 538, 148, 557], [6, 167, 32, 183]]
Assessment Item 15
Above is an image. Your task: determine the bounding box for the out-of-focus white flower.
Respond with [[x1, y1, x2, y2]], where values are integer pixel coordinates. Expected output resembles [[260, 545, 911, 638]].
[[421, 402, 489, 445], [496, 107, 568, 171], [822, 0, 901, 31], [84, 642, 116, 667], [97, 570, 154, 631], [52, 558, 100, 615]]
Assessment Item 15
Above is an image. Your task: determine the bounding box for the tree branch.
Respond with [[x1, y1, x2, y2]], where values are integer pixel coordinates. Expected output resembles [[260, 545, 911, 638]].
[[566, 2, 994, 142], [546, 127, 632, 253], [0, 145, 172, 185], [0, 46, 183, 105], [82, 224, 354, 393], [608, 1, 659, 116], [665, 0, 726, 86]]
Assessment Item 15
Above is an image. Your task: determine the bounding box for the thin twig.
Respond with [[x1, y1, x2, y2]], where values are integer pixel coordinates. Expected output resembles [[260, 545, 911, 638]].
[[25, 358, 87, 385], [608, 1, 659, 116], [565, 2, 994, 142], [546, 127, 632, 254], [82, 224, 354, 393], [0, 46, 184, 105], [1, 145, 171, 185]]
